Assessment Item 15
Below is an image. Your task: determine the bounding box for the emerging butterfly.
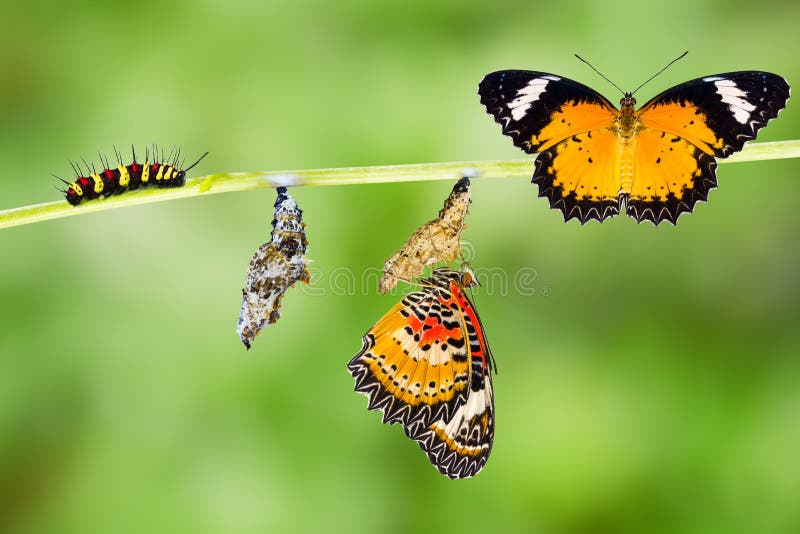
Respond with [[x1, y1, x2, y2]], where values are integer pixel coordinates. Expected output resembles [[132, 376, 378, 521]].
[[348, 267, 496, 479], [479, 53, 790, 224]]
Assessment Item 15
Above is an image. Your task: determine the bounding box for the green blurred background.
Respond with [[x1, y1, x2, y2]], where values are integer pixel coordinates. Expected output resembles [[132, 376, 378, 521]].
[[1, 0, 799, 532]]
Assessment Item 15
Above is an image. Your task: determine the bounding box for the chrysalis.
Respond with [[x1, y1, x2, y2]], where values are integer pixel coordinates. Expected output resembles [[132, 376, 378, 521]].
[[237, 187, 310, 349], [379, 176, 471, 294]]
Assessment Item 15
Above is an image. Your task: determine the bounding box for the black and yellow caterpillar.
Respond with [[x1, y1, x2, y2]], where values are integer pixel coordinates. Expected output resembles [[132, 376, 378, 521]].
[[61, 146, 208, 206]]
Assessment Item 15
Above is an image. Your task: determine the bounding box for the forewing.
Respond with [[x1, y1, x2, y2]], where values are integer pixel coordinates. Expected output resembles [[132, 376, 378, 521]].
[[348, 285, 471, 428], [479, 70, 617, 154], [405, 278, 495, 479], [533, 128, 621, 223], [639, 71, 790, 157], [626, 129, 717, 225]]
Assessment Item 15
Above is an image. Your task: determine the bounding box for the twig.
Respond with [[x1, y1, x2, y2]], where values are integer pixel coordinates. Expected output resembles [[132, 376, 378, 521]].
[[1, 140, 798, 230]]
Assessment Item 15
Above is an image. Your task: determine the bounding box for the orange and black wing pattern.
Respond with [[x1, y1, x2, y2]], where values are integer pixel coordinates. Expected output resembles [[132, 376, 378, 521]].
[[479, 70, 617, 154], [348, 268, 495, 479], [629, 71, 790, 223], [348, 271, 473, 428], [625, 128, 717, 224], [479, 68, 790, 225], [532, 128, 623, 222], [638, 71, 790, 157], [404, 271, 495, 479], [480, 70, 621, 223]]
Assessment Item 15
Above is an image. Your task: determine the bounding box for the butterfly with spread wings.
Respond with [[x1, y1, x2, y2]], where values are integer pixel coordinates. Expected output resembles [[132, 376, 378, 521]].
[[479, 56, 790, 225]]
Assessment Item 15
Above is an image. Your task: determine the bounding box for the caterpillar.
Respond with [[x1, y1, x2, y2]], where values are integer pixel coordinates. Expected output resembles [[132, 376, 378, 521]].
[[59, 146, 208, 206]]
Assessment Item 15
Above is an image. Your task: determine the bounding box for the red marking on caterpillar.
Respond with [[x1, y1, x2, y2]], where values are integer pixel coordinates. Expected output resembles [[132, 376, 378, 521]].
[[59, 145, 208, 206]]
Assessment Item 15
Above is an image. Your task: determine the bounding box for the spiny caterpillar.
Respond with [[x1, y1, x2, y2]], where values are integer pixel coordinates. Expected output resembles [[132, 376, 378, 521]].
[[58, 146, 208, 206]]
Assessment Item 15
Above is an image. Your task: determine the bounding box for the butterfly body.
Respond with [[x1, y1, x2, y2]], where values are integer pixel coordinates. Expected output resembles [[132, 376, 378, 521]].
[[616, 95, 638, 136], [480, 68, 790, 224]]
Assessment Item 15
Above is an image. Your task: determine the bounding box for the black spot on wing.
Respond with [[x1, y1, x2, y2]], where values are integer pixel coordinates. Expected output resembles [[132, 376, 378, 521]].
[[626, 150, 717, 226], [640, 71, 790, 157], [478, 70, 616, 154]]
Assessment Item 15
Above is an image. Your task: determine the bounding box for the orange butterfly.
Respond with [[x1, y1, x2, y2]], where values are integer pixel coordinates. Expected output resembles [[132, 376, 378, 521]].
[[479, 55, 790, 224], [348, 267, 496, 479]]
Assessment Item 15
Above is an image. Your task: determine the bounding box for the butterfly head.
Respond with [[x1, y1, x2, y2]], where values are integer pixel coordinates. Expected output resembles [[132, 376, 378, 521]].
[[458, 264, 479, 289], [620, 93, 637, 108]]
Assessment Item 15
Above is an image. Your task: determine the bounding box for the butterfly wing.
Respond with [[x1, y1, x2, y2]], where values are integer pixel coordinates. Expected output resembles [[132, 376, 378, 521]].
[[629, 71, 789, 224], [626, 129, 717, 224], [479, 70, 618, 154], [405, 270, 495, 479], [480, 71, 621, 222], [533, 128, 622, 223], [348, 274, 472, 428], [638, 71, 790, 157]]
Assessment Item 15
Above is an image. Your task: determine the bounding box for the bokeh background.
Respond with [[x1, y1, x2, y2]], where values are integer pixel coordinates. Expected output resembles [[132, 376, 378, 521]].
[[1, 0, 799, 532]]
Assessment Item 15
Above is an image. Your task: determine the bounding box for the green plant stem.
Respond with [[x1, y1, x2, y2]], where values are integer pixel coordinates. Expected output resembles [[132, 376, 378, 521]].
[[1, 140, 798, 231]]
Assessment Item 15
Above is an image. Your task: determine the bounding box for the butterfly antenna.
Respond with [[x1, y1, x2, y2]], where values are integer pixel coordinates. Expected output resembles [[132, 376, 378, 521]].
[[632, 51, 689, 96], [575, 54, 625, 96], [183, 151, 209, 172]]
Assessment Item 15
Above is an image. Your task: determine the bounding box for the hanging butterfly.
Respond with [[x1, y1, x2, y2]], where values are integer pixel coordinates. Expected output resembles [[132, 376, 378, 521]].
[[479, 53, 790, 224], [348, 267, 496, 479]]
